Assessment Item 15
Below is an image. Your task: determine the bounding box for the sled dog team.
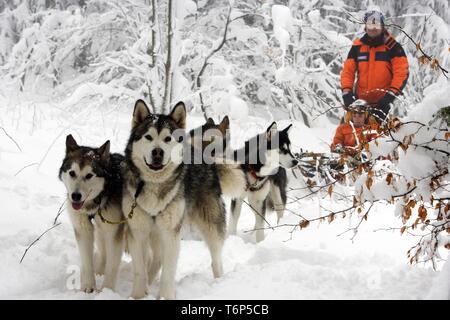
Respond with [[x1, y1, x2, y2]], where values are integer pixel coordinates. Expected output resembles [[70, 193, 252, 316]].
[[59, 99, 298, 299]]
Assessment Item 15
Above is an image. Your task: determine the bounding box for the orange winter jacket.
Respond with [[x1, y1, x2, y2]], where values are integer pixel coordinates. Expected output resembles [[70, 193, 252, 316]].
[[341, 31, 409, 103], [330, 123, 378, 154]]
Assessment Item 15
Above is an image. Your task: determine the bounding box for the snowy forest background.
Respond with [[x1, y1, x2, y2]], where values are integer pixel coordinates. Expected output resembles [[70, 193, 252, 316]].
[[0, 0, 449, 299], [1, 0, 449, 123]]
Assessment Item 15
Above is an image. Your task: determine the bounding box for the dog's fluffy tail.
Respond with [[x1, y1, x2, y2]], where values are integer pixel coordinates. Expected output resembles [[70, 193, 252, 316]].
[[216, 163, 247, 198]]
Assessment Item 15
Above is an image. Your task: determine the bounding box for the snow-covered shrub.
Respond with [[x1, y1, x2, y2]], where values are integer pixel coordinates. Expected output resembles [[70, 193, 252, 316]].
[[1, 0, 448, 125], [295, 81, 449, 270]]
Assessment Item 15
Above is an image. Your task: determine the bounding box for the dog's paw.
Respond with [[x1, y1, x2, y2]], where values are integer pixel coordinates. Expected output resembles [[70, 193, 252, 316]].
[[80, 273, 96, 294], [130, 291, 148, 300], [81, 286, 96, 294], [159, 288, 176, 300], [130, 287, 148, 300], [157, 294, 175, 300], [80, 278, 96, 294]]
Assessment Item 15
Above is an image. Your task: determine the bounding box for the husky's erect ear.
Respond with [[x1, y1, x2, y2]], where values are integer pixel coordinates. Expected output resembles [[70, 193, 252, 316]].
[[283, 124, 293, 134], [66, 134, 79, 153], [169, 101, 186, 129], [218, 116, 230, 134], [98, 140, 110, 163], [266, 121, 278, 140], [206, 118, 215, 125], [132, 99, 152, 129]]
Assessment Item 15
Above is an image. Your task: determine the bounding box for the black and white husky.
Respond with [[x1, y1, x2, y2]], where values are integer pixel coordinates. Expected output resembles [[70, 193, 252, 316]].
[[189, 118, 297, 242], [59, 135, 125, 292], [122, 100, 226, 299], [230, 122, 297, 242]]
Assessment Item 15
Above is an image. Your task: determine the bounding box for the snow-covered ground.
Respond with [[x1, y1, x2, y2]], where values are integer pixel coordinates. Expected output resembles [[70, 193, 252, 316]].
[[0, 98, 445, 299]]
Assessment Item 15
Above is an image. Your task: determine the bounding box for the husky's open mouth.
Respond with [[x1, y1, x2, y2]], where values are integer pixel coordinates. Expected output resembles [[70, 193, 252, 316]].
[[71, 201, 84, 210], [144, 157, 165, 171]]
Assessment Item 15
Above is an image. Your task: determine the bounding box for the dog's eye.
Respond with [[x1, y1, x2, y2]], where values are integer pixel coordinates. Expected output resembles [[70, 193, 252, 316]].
[[85, 173, 94, 180], [164, 136, 172, 143], [69, 170, 76, 178], [145, 135, 153, 141]]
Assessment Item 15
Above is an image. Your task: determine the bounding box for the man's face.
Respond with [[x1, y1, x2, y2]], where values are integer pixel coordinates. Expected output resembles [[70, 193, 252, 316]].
[[366, 25, 383, 38], [365, 11, 384, 38], [352, 112, 366, 128]]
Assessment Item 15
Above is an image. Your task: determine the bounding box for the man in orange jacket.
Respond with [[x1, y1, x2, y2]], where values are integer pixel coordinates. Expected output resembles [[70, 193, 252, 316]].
[[341, 10, 409, 125], [331, 99, 378, 155]]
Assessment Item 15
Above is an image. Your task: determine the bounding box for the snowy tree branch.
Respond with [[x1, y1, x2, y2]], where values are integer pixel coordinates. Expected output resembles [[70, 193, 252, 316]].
[[194, 5, 232, 119], [0, 127, 22, 152], [161, 0, 173, 113], [19, 223, 62, 264]]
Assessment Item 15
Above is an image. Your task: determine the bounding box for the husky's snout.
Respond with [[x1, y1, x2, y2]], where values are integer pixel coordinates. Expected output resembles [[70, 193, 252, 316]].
[[152, 148, 164, 164], [70, 191, 84, 210], [283, 156, 298, 169], [71, 192, 82, 202], [144, 147, 165, 171]]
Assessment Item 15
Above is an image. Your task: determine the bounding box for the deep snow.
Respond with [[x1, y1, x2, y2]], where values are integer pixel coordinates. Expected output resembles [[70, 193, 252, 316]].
[[0, 98, 444, 299]]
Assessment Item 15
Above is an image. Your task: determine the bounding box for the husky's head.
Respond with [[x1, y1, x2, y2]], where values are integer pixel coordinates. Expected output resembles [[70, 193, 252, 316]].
[[262, 122, 298, 173], [189, 116, 230, 158], [59, 135, 110, 211], [126, 99, 186, 182]]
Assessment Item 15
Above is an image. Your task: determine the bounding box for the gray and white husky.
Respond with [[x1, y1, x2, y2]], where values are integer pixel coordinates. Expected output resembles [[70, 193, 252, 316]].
[[122, 100, 226, 299], [59, 135, 125, 292]]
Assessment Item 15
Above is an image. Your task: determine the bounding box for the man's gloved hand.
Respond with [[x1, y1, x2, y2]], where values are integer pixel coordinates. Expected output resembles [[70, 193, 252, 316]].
[[373, 91, 396, 124], [378, 91, 396, 110], [342, 92, 356, 109]]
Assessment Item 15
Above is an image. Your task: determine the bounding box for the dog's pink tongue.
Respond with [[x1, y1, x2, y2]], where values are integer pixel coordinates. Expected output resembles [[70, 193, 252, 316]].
[[72, 202, 84, 210]]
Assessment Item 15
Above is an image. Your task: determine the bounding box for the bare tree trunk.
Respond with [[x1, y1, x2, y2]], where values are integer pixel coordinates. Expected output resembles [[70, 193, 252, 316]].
[[161, 0, 173, 113], [146, 0, 157, 109]]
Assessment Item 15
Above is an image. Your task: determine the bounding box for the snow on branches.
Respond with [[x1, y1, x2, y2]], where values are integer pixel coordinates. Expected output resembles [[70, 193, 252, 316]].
[[290, 113, 449, 268], [362, 119, 449, 267]]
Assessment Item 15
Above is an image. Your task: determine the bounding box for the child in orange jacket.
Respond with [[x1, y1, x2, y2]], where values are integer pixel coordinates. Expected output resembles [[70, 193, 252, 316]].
[[331, 100, 378, 155]]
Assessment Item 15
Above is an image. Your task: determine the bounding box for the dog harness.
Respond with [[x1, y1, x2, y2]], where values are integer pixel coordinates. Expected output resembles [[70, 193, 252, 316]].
[[246, 166, 269, 192], [95, 181, 145, 225]]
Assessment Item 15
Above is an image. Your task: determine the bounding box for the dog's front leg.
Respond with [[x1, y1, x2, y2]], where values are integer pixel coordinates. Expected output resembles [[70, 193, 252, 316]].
[[147, 231, 161, 286], [157, 202, 184, 300], [269, 183, 285, 224], [229, 198, 243, 235], [70, 213, 96, 293], [94, 228, 106, 275], [101, 223, 124, 290], [159, 228, 181, 300], [124, 195, 151, 299], [128, 224, 150, 299], [248, 191, 268, 243]]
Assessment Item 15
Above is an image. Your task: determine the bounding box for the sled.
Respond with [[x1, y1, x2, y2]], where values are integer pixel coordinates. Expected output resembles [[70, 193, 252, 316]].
[[292, 150, 370, 184]]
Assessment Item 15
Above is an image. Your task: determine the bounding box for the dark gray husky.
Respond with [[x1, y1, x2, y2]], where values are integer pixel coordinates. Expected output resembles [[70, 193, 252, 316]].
[[59, 135, 125, 293], [122, 100, 226, 299]]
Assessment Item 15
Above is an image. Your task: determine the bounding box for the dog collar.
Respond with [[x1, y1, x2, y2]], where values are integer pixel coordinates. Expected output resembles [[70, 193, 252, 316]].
[[246, 166, 269, 191]]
